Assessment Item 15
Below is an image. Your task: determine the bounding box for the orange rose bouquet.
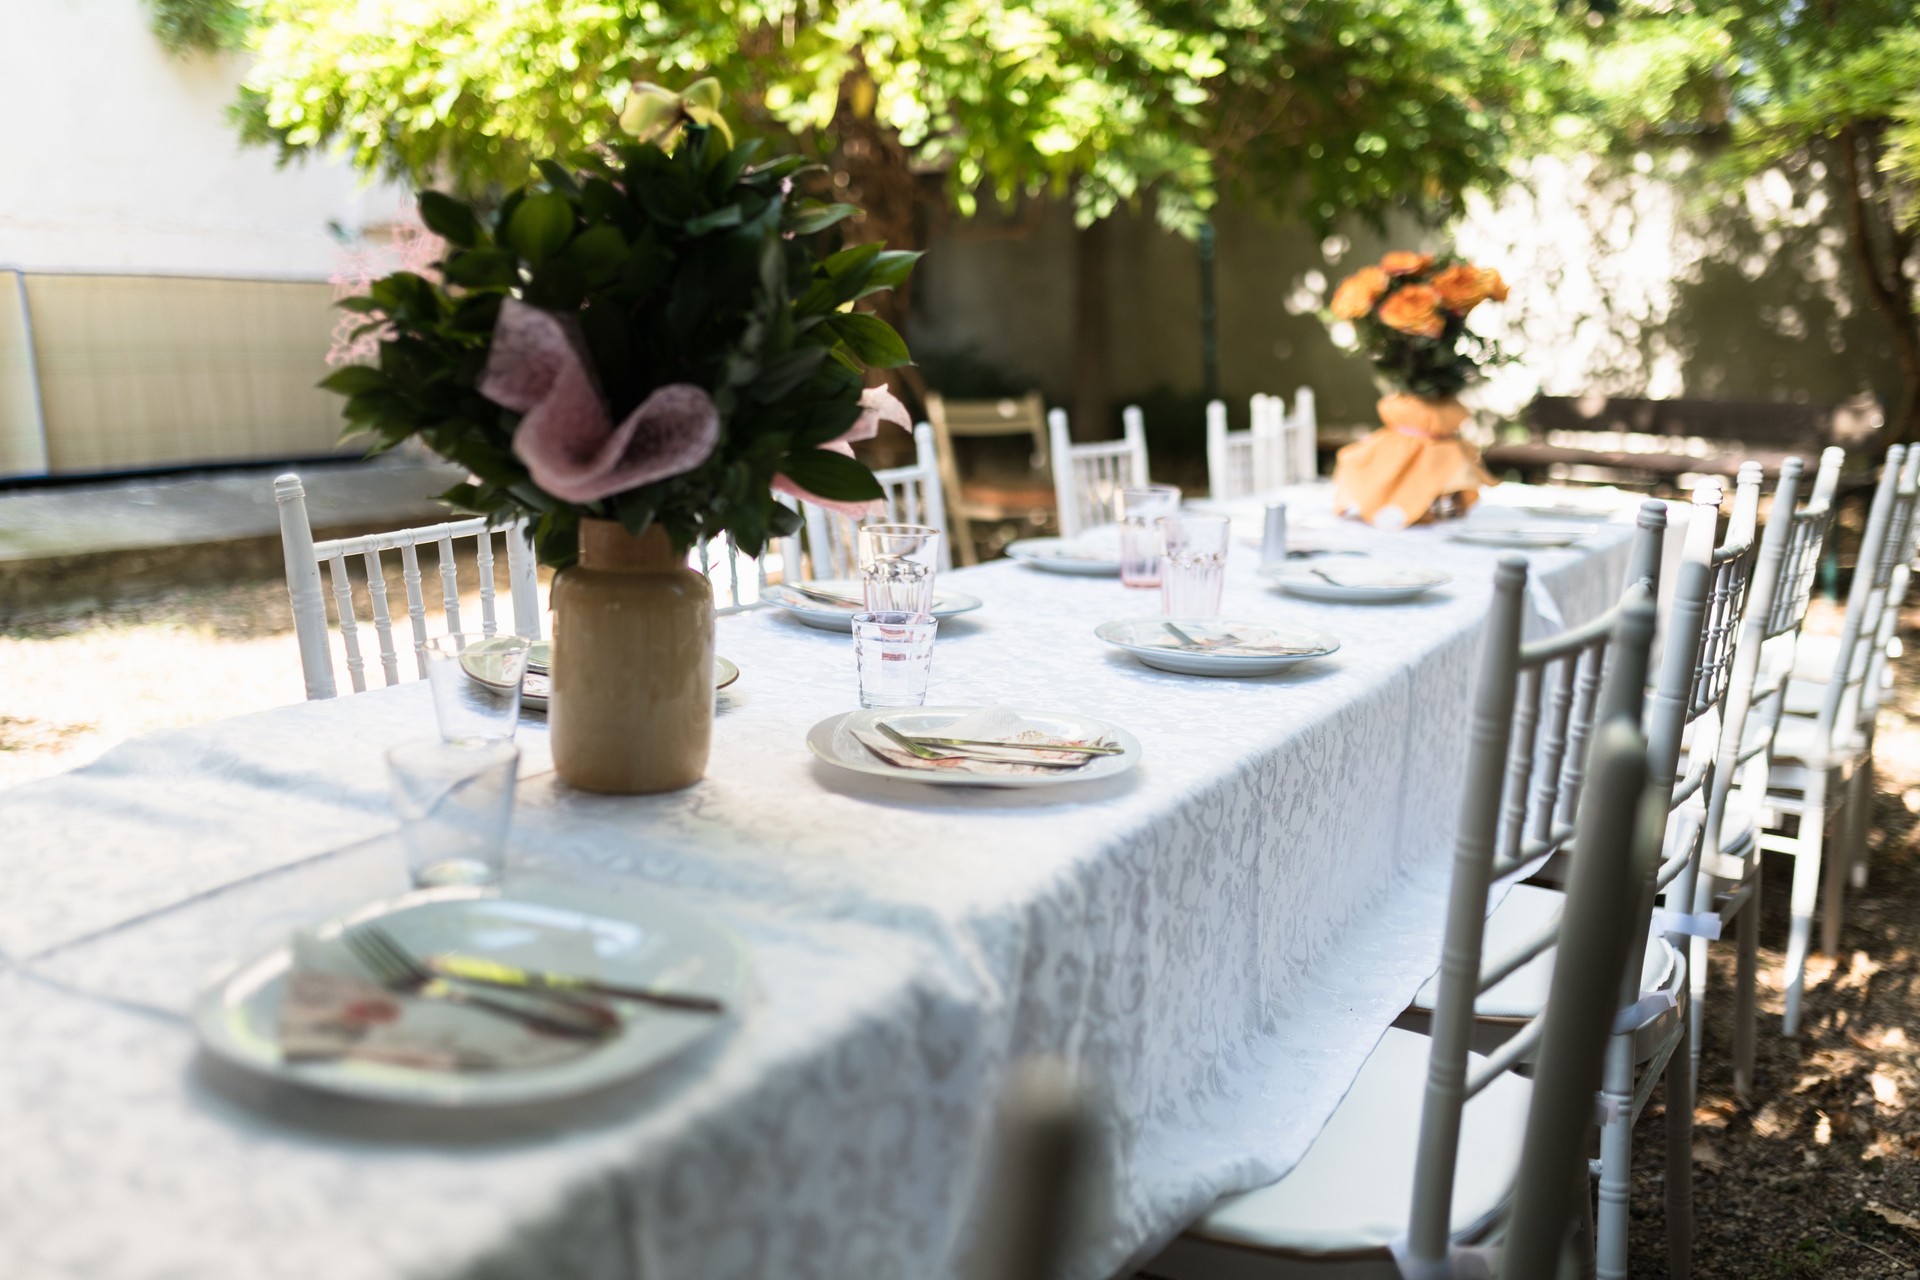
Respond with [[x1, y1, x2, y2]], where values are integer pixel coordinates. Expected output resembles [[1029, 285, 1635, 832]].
[[1327, 252, 1509, 399]]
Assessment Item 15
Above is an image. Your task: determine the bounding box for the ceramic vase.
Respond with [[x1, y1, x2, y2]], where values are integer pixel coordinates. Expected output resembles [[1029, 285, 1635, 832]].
[[549, 520, 713, 794]]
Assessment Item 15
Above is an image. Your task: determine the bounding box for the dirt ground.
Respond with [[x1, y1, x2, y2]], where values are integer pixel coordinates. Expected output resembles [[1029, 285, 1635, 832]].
[[6, 570, 1919, 1277], [1629, 600, 1920, 1279]]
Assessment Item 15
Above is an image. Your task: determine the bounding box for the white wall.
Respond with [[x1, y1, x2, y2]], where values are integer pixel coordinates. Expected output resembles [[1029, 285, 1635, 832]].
[[0, 0, 408, 278]]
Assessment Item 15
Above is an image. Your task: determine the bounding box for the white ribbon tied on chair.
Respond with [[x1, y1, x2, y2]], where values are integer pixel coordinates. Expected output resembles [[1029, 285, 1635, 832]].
[[480, 298, 720, 504]]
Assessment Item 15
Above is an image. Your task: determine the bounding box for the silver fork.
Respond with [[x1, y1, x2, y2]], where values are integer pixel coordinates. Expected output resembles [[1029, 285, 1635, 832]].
[[343, 922, 617, 1039], [873, 721, 1093, 768]]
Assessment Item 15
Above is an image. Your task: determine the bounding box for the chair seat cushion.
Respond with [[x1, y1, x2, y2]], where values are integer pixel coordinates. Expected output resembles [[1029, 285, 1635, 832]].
[[1410, 885, 1672, 1020], [1187, 1028, 1531, 1257]]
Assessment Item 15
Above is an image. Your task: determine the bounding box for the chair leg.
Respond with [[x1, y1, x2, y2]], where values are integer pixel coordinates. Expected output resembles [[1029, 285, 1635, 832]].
[[1687, 930, 1708, 1095], [1820, 795, 1850, 958], [1595, 1037, 1635, 1280], [1733, 860, 1760, 1099], [1664, 1010, 1694, 1280], [1782, 777, 1827, 1037], [1846, 755, 1874, 893], [1571, 1155, 1598, 1280]]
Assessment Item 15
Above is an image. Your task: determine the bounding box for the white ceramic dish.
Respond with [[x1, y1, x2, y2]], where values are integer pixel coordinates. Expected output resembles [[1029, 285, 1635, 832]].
[[192, 887, 747, 1107], [1095, 618, 1340, 677], [806, 706, 1142, 789], [1003, 538, 1122, 576], [521, 656, 737, 712], [457, 636, 537, 691], [1261, 564, 1450, 604], [759, 580, 984, 632], [1448, 527, 1590, 550]]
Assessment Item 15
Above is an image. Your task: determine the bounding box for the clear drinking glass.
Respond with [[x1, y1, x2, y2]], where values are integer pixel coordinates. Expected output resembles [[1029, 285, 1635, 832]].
[[426, 633, 530, 744], [386, 738, 520, 888], [859, 524, 941, 616], [1158, 514, 1232, 616], [1119, 484, 1182, 588], [852, 611, 939, 709]]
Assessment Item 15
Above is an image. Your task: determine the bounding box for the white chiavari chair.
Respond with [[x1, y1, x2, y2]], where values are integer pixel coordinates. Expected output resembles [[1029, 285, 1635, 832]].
[[964, 1060, 1099, 1280], [1047, 406, 1149, 539], [1684, 450, 1842, 1096], [1144, 565, 1664, 1280], [1204, 390, 1320, 502], [691, 533, 765, 616], [1763, 444, 1914, 1034], [776, 423, 952, 581], [274, 473, 542, 701]]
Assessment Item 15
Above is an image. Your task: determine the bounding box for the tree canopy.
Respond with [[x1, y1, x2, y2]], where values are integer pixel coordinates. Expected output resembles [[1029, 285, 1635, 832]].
[[1558, 0, 1920, 441], [226, 0, 1563, 239]]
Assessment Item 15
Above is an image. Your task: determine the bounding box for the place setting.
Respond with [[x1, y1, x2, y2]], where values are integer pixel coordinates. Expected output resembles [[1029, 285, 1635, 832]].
[[1003, 521, 1126, 575], [498, 638, 741, 712], [791, 522, 1147, 788], [760, 524, 985, 629]]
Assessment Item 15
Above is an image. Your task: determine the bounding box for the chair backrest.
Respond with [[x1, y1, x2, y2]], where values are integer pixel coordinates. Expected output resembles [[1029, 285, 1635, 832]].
[[692, 533, 765, 616], [1047, 406, 1150, 538], [925, 391, 1049, 508], [274, 472, 542, 701], [1403, 561, 1658, 1270], [1702, 453, 1842, 873], [776, 423, 953, 581], [1497, 740, 1666, 1280], [1204, 390, 1320, 502], [1813, 443, 1911, 746], [1862, 446, 1920, 723]]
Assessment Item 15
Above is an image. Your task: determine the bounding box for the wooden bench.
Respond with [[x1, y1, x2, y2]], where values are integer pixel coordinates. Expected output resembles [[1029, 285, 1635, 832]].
[[1482, 394, 1884, 490]]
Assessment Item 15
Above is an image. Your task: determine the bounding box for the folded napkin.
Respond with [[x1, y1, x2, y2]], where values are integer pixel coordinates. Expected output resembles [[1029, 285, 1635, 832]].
[[1303, 566, 1440, 590], [1143, 626, 1325, 657], [852, 705, 1117, 776], [1332, 397, 1494, 528], [1048, 524, 1123, 560], [277, 929, 601, 1073]]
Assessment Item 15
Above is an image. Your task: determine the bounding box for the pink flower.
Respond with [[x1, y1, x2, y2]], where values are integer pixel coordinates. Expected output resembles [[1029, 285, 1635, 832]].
[[772, 385, 912, 517], [479, 299, 719, 504]]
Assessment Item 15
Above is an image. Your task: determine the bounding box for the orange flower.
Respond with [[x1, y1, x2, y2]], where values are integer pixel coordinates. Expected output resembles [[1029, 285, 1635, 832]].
[[1329, 266, 1390, 319], [1376, 284, 1446, 339], [1432, 263, 1503, 314], [1379, 250, 1434, 277], [1484, 268, 1510, 302]]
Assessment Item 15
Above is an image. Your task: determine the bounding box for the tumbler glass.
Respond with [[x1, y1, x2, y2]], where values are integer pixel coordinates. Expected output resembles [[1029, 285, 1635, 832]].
[[859, 524, 942, 616], [1118, 484, 1182, 588], [386, 738, 519, 888], [852, 611, 939, 709], [426, 633, 530, 744], [1158, 514, 1231, 616]]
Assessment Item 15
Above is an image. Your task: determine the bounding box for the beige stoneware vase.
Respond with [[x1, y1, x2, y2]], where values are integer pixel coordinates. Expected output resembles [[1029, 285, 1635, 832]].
[[549, 520, 714, 794]]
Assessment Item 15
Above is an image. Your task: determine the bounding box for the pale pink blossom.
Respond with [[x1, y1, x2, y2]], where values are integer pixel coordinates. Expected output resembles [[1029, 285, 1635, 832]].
[[480, 299, 719, 504]]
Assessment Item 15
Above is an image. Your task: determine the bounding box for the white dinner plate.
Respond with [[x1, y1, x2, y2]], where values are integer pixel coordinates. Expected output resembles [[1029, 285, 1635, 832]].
[[1260, 564, 1450, 604], [759, 580, 984, 631], [1448, 527, 1590, 550], [457, 636, 536, 691], [1003, 537, 1122, 576], [192, 887, 748, 1107], [1096, 618, 1340, 677], [806, 706, 1143, 789], [522, 656, 738, 712]]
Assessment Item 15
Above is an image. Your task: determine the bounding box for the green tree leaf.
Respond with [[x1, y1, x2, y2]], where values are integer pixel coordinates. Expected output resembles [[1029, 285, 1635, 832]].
[[825, 312, 912, 368], [417, 190, 481, 247], [506, 192, 574, 265]]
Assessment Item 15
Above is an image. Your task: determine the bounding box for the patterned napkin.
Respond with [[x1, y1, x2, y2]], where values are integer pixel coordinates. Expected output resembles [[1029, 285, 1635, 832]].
[[1302, 566, 1441, 590], [1047, 525, 1123, 561], [276, 929, 601, 1073], [851, 705, 1117, 776], [1142, 626, 1327, 657]]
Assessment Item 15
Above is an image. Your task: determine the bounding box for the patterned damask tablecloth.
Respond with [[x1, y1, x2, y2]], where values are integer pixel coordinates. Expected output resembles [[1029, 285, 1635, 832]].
[[0, 485, 1641, 1280]]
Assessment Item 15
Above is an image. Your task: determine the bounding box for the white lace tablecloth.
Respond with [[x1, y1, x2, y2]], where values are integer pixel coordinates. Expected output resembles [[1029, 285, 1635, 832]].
[[0, 485, 1643, 1280]]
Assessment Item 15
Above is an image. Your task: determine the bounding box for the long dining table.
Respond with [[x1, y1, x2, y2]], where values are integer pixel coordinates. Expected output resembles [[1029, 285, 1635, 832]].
[[0, 484, 1646, 1280]]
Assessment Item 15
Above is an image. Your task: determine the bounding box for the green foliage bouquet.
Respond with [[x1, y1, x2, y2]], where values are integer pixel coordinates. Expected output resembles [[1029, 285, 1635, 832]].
[[324, 83, 918, 567]]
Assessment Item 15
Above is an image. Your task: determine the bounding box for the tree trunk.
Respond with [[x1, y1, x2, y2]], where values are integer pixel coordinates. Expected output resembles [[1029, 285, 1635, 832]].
[[1072, 217, 1112, 442], [1836, 125, 1920, 445]]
